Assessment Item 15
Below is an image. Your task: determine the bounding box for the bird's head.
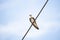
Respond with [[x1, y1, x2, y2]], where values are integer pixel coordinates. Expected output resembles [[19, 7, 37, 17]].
[[29, 14, 32, 17]]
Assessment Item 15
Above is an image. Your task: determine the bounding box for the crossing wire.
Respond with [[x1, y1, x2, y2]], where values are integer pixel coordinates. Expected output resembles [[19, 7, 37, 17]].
[[22, 0, 49, 40]]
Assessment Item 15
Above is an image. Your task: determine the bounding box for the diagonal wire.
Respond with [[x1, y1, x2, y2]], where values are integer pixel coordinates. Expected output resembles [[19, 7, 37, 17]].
[[22, 0, 49, 40]]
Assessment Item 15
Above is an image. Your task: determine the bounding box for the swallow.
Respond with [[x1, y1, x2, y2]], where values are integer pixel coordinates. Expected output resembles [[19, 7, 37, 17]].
[[29, 14, 39, 30]]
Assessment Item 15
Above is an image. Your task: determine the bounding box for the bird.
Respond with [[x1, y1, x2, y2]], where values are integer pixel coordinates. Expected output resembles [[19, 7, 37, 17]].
[[29, 14, 39, 30]]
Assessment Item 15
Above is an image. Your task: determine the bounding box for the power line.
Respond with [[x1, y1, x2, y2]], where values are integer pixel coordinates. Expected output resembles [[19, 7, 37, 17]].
[[22, 0, 49, 40], [35, 0, 48, 20]]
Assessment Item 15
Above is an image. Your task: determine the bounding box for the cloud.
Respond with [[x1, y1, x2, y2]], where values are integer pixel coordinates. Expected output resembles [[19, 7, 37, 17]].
[[0, 17, 59, 40], [0, 0, 60, 40]]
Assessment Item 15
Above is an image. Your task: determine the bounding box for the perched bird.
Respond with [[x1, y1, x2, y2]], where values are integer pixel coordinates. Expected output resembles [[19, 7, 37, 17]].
[[29, 14, 39, 30]]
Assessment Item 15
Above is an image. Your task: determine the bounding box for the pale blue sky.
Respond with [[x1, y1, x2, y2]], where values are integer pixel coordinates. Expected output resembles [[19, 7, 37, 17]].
[[0, 0, 60, 40]]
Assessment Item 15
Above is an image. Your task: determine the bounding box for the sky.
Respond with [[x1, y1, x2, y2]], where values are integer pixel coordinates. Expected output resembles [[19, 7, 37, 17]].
[[0, 0, 60, 40]]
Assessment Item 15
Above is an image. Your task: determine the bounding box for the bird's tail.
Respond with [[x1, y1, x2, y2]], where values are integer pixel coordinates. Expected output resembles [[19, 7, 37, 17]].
[[34, 26, 39, 30], [32, 22, 39, 30]]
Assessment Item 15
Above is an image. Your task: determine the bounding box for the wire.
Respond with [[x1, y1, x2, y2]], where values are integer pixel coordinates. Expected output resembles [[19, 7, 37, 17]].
[[22, 0, 49, 40], [35, 0, 48, 20]]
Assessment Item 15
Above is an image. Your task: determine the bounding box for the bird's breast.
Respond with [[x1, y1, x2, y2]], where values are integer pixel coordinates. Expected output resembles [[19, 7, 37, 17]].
[[30, 18, 34, 23]]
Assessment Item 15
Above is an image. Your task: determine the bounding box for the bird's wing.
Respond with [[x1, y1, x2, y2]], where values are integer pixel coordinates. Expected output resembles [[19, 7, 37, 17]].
[[30, 17, 39, 30]]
